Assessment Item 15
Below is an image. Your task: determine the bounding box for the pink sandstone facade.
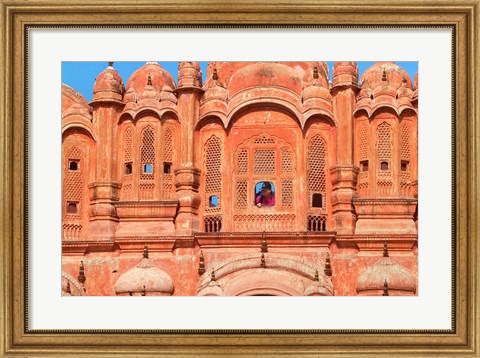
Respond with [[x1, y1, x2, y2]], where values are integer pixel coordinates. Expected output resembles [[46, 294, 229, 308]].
[[61, 61, 418, 296]]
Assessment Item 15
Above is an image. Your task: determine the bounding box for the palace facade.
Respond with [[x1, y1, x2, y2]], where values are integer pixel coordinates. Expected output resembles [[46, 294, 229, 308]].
[[61, 61, 418, 296]]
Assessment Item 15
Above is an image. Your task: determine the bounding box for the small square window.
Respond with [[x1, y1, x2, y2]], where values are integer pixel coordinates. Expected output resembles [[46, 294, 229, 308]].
[[124, 163, 132, 175], [380, 161, 389, 170], [208, 195, 219, 207], [163, 162, 172, 174], [69, 160, 79, 171], [401, 161, 409, 171], [254, 181, 275, 207], [312, 193, 323, 208], [143, 163, 153, 174], [67, 202, 78, 214], [360, 160, 368, 172]]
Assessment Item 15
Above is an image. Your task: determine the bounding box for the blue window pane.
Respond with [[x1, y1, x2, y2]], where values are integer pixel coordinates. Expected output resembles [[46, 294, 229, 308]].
[[144, 164, 153, 173], [209, 195, 219, 207]]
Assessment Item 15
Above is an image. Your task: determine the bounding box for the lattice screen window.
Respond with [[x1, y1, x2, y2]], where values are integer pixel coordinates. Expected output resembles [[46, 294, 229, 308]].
[[307, 135, 327, 209], [121, 126, 134, 197], [281, 148, 293, 174], [236, 149, 248, 175], [359, 121, 368, 160], [376, 122, 393, 195], [400, 121, 411, 195], [124, 126, 133, 163], [164, 128, 173, 162], [254, 135, 276, 145], [235, 180, 248, 209], [204, 135, 222, 212], [281, 179, 293, 209], [64, 146, 83, 220], [162, 127, 174, 198], [400, 122, 410, 161], [254, 149, 275, 174], [356, 121, 369, 195], [376, 122, 393, 176], [233, 134, 295, 212], [140, 126, 155, 180]]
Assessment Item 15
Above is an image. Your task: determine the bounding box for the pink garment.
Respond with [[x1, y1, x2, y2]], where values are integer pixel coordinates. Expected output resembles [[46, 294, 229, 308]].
[[255, 193, 275, 206]]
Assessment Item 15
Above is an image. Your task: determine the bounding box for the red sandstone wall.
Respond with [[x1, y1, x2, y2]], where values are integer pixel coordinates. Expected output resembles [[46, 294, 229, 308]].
[[61, 62, 418, 296]]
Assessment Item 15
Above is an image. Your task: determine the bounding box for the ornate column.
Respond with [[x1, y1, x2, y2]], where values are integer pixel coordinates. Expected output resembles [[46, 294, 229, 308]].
[[330, 62, 360, 234], [87, 62, 124, 240], [174, 62, 204, 234]]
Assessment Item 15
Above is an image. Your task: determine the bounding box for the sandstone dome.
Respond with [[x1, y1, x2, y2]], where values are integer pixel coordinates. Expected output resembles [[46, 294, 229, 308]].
[[356, 253, 416, 294], [228, 62, 305, 96], [92, 63, 124, 102], [360, 62, 413, 90], [124, 62, 175, 103], [114, 255, 174, 295]]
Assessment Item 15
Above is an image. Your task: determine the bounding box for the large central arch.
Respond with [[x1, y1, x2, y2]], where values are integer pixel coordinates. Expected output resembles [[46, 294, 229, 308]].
[[196, 253, 333, 296], [223, 268, 305, 296]]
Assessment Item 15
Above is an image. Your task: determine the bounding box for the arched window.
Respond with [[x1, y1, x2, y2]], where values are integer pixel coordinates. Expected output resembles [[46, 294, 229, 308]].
[[359, 121, 368, 161], [231, 133, 296, 232], [204, 135, 222, 211], [64, 146, 83, 220], [203, 135, 222, 232], [400, 121, 411, 196], [139, 126, 156, 200], [122, 126, 134, 197], [307, 135, 328, 232], [62, 144, 85, 241], [357, 120, 369, 195], [233, 134, 295, 211], [140, 126, 155, 179], [307, 135, 327, 210], [376, 122, 393, 195], [162, 127, 175, 199]]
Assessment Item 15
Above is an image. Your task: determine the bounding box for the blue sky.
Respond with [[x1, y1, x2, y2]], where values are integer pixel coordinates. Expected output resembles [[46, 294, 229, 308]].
[[62, 61, 418, 103]]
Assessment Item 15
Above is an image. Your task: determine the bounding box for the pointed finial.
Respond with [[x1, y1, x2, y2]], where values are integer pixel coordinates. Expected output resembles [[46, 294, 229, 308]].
[[211, 269, 216, 282], [108, 61, 114, 67], [382, 279, 389, 296], [261, 234, 268, 253], [143, 245, 149, 259], [260, 253, 266, 268], [382, 68, 387, 82], [198, 250, 206, 275], [141, 285, 146, 296], [383, 242, 389, 257], [313, 66, 319, 79], [314, 269, 319, 282], [78, 261, 86, 284], [66, 281, 71, 294], [324, 253, 332, 276], [147, 73, 152, 86], [212, 66, 219, 81]]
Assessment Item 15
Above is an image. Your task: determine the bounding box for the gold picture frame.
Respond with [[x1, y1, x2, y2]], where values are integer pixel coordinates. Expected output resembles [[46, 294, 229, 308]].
[[1, 0, 479, 356]]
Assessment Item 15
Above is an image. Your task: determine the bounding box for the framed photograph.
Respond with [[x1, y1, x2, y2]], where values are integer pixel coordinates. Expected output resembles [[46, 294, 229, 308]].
[[1, 0, 478, 356]]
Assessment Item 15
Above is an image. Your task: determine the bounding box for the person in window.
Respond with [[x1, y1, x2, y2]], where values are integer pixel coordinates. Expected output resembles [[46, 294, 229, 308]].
[[255, 182, 275, 207]]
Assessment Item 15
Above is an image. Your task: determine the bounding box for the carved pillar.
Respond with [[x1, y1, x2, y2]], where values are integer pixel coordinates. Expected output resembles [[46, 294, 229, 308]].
[[87, 63, 124, 240], [330, 165, 359, 234], [174, 62, 204, 234], [330, 62, 359, 234]]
